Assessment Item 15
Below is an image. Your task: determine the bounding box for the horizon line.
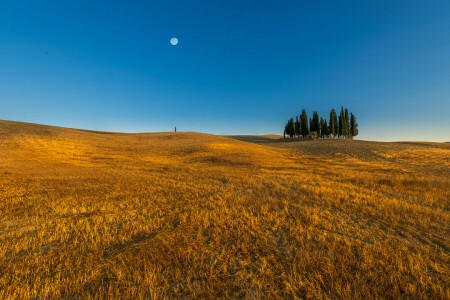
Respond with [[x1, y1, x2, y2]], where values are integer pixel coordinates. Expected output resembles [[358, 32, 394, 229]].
[[1, 119, 448, 144]]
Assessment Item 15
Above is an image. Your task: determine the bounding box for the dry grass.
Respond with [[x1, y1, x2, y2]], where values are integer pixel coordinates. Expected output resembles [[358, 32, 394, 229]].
[[0, 120, 449, 299]]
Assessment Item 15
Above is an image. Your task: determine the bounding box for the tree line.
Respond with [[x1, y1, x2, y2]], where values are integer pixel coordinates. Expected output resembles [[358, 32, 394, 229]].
[[284, 107, 358, 139]]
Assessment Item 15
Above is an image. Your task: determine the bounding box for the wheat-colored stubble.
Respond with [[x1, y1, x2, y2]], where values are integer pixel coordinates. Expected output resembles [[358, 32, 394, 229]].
[[0, 121, 448, 299]]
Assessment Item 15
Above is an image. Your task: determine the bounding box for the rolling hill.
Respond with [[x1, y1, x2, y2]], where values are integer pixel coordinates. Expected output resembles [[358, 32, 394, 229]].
[[0, 120, 449, 298]]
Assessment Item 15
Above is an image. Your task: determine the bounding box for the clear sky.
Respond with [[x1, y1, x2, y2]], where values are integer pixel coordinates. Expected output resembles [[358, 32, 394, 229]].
[[1, 1, 449, 141]]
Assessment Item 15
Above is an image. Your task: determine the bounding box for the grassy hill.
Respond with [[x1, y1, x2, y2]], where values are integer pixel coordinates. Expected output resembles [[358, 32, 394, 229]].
[[0, 120, 449, 298]]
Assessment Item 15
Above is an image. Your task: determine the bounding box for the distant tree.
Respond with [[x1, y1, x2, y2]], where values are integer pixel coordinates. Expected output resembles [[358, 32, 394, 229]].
[[285, 120, 290, 138], [329, 109, 337, 137], [309, 117, 318, 138], [344, 108, 350, 138], [312, 111, 320, 137], [175, 126, 177, 132], [350, 113, 358, 138], [291, 117, 296, 138], [300, 109, 309, 138], [320, 117, 328, 138], [295, 116, 301, 137], [284, 120, 292, 138], [319, 117, 323, 138], [286, 117, 296, 138], [284, 107, 358, 139], [338, 107, 345, 137]]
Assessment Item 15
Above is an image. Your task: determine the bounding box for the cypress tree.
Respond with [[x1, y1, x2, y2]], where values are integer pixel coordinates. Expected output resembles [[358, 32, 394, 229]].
[[289, 117, 295, 138], [334, 111, 338, 137], [295, 116, 301, 137], [312, 111, 320, 136], [284, 108, 359, 139], [344, 108, 350, 138], [319, 117, 324, 137], [286, 120, 290, 138], [317, 114, 321, 136], [338, 107, 344, 137], [350, 113, 358, 138], [329, 109, 337, 137], [286, 119, 291, 138], [321, 118, 328, 138], [300, 109, 309, 138]]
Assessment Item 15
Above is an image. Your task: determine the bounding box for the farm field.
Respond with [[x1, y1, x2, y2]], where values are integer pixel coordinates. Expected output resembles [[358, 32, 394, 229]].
[[0, 120, 449, 299]]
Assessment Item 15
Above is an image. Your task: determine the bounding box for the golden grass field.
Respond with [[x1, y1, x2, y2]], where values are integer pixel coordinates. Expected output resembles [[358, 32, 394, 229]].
[[0, 120, 449, 299]]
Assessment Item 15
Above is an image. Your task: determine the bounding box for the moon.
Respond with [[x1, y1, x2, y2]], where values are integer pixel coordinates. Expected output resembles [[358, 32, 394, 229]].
[[170, 37, 178, 46]]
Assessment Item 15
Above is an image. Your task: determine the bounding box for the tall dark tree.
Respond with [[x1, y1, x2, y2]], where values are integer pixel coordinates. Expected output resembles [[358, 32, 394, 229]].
[[329, 109, 337, 137], [285, 119, 291, 137], [289, 117, 296, 138], [285, 119, 290, 137], [319, 117, 324, 137], [309, 114, 314, 132], [338, 107, 345, 137], [350, 113, 358, 138], [344, 108, 350, 138], [320, 118, 328, 137], [311, 111, 320, 136], [300, 109, 309, 138], [295, 116, 301, 137], [284, 108, 358, 139]]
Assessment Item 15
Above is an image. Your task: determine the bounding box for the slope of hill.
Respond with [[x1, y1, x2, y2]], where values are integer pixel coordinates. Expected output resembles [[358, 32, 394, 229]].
[[0, 120, 449, 299], [235, 137, 450, 175]]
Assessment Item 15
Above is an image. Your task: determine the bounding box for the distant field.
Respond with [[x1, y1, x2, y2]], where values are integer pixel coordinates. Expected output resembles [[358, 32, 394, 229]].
[[1, 120, 449, 299]]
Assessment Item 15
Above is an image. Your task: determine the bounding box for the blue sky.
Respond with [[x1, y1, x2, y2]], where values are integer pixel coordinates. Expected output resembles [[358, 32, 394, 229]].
[[1, 0, 449, 141]]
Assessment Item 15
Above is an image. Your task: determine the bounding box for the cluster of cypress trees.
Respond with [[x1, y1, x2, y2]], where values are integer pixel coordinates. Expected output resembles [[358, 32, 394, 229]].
[[284, 107, 358, 139]]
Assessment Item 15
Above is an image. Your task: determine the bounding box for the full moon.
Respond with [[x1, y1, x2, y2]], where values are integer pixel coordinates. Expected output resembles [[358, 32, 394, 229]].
[[170, 37, 178, 46]]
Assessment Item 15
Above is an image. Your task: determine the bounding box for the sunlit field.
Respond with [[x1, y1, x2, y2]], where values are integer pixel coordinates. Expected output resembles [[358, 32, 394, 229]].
[[1, 120, 449, 299]]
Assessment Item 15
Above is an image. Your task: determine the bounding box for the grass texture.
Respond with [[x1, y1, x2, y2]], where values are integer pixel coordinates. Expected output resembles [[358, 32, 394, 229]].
[[0, 120, 449, 299]]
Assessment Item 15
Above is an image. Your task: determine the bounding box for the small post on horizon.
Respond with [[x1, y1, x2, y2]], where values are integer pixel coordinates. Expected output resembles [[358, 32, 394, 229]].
[[174, 126, 176, 133]]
